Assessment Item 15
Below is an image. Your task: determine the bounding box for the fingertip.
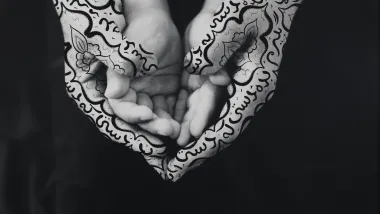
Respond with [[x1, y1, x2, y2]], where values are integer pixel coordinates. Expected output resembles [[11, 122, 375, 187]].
[[190, 119, 203, 139], [135, 105, 154, 121], [177, 122, 191, 147], [156, 119, 173, 136], [169, 120, 181, 139]]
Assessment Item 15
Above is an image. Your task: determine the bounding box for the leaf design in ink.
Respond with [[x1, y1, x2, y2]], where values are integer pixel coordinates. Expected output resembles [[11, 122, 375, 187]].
[[220, 41, 241, 66], [244, 19, 259, 38], [71, 27, 88, 53]]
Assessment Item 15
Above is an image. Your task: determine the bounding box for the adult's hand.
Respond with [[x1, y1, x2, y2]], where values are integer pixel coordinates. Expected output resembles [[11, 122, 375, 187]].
[[168, 0, 303, 181], [53, 0, 179, 179], [174, 8, 232, 146]]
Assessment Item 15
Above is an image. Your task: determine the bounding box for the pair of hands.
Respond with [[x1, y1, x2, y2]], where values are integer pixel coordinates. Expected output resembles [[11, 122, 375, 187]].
[[104, 0, 231, 147], [55, 0, 302, 181]]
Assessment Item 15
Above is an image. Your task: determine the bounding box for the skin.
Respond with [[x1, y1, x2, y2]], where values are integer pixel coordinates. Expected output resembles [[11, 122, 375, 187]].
[[167, 0, 304, 181], [54, 0, 180, 179], [174, 8, 232, 146], [54, 0, 303, 181], [106, 0, 182, 139]]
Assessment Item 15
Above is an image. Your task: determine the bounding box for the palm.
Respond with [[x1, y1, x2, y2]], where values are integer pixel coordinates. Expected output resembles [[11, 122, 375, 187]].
[[107, 12, 182, 138]]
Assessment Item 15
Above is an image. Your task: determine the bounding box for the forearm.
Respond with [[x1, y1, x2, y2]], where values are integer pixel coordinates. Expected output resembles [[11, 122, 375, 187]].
[[123, 0, 171, 20]]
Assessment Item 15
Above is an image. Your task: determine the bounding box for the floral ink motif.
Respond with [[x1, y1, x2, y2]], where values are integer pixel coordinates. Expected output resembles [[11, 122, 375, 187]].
[[71, 27, 101, 71], [53, 0, 303, 181]]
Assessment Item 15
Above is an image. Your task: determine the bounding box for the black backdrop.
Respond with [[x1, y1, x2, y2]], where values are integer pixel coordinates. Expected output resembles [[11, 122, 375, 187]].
[[0, 0, 378, 213]]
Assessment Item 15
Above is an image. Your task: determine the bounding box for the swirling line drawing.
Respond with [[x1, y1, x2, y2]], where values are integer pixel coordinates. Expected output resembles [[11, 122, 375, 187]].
[[167, 0, 303, 181], [54, 0, 302, 182], [55, 0, 168, 179]]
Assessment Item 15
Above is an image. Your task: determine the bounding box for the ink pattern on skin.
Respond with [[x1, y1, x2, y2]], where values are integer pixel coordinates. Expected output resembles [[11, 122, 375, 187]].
[[53, 0, 303, 181], [54, 0, 168, 179], [168, 0, 303, 181]]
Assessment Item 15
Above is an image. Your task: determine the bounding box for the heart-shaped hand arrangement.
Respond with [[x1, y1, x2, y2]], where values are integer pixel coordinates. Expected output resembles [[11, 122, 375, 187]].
[[53, 0, 303, 181]]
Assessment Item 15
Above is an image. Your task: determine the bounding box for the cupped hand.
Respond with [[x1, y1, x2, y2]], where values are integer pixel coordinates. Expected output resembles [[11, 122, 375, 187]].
[[167, 0, 303, 181], [174, 11, 232, 146], [54, 0, 183, 179], [106, 9, 183, 139]]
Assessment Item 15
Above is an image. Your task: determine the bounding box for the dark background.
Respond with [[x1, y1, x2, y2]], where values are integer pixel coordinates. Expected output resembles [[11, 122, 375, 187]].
[[0, 0, 378, 213]]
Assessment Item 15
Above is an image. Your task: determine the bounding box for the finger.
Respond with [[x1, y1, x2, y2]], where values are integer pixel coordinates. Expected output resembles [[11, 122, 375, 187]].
[[130, 74, 180, 96], [152, 95, 169, 113], [177, 104, 197, 147], [177, 90, 200, 146], [184, 2, 257, 75], [105, 67, 131, 99], [109, 88, 154, 123], [174, 89, 189, 123], [138, 117, 173, 137], [209, 68, 231, 86], [187, 89, 201, 108], [169, 119, 181, 139], [181, 70, 190, 89], [166, 95, 177, 117], [136, 92, 153, 110], [188, 75, 208, 92], [138, 108, 176, 137], [155, 108, 180, 139], [190, 80, 220, 138], [177, 120, 191, 147]]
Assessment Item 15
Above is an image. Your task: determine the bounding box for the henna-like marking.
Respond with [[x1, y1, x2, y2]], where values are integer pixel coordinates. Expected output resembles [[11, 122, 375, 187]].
[[54, 0, 167, 180], [99, 18, 116, 31], [168, 0, 303, 181], [54, 0, 303, 181]]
